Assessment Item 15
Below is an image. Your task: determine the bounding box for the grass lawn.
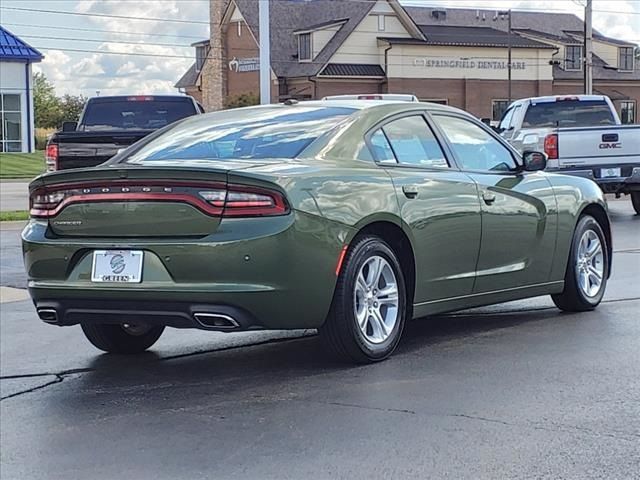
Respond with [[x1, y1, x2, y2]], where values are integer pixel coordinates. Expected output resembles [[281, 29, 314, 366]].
[[0, 152, 45, 179], [0, 210, 29, 222]]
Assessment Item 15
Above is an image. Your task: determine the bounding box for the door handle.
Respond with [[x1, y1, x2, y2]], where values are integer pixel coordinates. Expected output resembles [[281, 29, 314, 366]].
[[482, 192, 496, 205], [402, 185, 419, 199]]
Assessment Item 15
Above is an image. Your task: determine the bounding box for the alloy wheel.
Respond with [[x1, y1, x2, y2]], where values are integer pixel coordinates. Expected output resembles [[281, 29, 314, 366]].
[[575, 229, 604, 298]]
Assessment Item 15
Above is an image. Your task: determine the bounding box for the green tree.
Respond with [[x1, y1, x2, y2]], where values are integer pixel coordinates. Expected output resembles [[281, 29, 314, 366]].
[[59, 94, 87, 123], [33, 73, 87, 128], [33, 72, 61, 129]]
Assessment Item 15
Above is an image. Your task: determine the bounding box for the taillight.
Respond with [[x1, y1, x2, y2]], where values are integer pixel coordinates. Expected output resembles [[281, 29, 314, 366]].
[[544, 134, 558, 160], [357, 95, 382, 100], [199, 185, 288, 217], [29, 182, 289, 219], [45, 143, 58, 171]]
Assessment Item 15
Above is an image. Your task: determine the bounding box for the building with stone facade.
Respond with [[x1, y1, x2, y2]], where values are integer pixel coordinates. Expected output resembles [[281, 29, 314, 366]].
[[175, 0, 638, 123]]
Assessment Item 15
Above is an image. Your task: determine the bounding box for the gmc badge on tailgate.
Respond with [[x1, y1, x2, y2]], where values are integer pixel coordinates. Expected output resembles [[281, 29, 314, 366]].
[[599, 143, 622, 149]]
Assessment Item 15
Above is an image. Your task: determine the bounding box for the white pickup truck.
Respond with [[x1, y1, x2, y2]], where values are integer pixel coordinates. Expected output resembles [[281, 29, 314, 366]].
[[498, 95, 640, 213]]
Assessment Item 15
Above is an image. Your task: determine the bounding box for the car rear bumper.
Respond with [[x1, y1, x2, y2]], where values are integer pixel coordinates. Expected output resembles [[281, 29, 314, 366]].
[[550, 165, 640, 193], [23, 211, 352, 330]]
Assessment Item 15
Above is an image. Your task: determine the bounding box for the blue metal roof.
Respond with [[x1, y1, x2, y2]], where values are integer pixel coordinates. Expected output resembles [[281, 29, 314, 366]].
[[0, 25, 43, 62]]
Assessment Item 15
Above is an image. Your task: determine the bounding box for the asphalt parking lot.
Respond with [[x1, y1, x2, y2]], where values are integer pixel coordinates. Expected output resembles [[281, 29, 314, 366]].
[[1, 198, 638, 480]]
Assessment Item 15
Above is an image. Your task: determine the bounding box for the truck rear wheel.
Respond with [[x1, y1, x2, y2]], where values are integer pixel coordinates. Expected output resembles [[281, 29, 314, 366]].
[[631, 192, 640, 215]]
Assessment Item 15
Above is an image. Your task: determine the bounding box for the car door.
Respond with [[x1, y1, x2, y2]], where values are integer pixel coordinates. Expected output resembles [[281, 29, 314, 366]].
[[367, 113, 482, 304], [431, 113, 557, 293]]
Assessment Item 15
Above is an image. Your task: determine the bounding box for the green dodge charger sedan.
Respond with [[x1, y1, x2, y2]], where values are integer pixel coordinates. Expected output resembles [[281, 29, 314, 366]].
[[23, 101, 611, 363]]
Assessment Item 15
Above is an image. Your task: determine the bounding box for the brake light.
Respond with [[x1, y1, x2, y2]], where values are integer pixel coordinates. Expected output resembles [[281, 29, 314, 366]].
[[45, 144, 58, 172], [357, 95, 383, 100], [127, 96, 154, 101], [544, 134, 558, 160], [29, 181, 289, 219], [557, 96, 579, 101]]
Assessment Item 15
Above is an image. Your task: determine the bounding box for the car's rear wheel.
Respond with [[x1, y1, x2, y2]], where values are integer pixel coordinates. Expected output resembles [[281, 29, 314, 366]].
[[320, 236, 406, 363], [81, 322, 165, 354], [551, 215, 609, 312], [630, 192, 640, 215]]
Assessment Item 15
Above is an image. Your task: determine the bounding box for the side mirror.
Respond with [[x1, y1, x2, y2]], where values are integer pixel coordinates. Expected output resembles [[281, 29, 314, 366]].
[[522, 151, 547, 172], [61, 121, 77, 132]]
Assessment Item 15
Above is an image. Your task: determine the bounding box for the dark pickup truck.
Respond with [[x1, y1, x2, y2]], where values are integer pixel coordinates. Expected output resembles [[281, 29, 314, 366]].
[[45, 95, 203, 171]]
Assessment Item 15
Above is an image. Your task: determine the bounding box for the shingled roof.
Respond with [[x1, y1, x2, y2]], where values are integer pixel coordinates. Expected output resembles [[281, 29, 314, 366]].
[[0, 26, 43, 62], [231, 0, 376, 78]]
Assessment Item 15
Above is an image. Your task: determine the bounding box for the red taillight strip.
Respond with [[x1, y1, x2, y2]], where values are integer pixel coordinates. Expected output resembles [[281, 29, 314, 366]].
[[335, 245, 349, 276], [30, 192, 223, 218]]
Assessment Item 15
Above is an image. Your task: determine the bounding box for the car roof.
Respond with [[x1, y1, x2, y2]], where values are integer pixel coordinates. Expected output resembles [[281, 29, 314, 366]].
[[284, 99, 468, 115], [514, 94, 608, 104]]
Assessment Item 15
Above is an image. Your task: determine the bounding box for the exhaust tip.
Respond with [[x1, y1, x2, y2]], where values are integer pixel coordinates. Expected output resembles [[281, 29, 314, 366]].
[[37, 308, 59, 324], [193, 313, 239, 330]]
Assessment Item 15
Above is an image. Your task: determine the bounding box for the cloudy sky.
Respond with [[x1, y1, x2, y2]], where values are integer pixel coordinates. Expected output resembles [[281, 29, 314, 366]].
[[1, 0, 639, 97]]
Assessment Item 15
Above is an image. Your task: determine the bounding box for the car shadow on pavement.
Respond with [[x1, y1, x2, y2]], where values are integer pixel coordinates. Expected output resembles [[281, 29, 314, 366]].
[[58, 307, 570, 405]]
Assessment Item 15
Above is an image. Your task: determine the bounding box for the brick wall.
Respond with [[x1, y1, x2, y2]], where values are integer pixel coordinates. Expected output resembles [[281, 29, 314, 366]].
[[201, 0, 229, 111]]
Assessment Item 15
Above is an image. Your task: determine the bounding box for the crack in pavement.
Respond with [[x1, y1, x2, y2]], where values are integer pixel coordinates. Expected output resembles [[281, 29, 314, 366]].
[[0, 333, 316, 401]]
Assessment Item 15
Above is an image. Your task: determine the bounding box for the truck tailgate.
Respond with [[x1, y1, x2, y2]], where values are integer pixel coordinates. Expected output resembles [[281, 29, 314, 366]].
[[558, 125, 640, 167]]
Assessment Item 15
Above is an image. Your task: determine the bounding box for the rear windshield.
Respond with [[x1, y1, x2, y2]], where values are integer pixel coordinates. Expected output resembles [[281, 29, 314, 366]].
[[124, 106, 355, 162], [81, 98, 197, 132], [522, 100, 616, 128]]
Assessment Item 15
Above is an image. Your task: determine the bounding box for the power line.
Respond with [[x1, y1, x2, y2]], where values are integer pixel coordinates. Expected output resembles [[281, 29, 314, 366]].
[[19, 34, 194, 49], [0, 6, 209, 24], [1, 22, 208, 41]]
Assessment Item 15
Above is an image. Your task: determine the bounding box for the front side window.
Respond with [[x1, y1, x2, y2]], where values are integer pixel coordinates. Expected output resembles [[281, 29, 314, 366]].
[[620, 101, 636, 124], [376, 115, 448, 168], [492, 100, 510, 122], [619, 47, 634, 71], [565, 45, 582, 71], [1, 94, 22, 153], [434, 115, 517, 172], [125, 106, 355, 163], [298, 33, 312, 61]]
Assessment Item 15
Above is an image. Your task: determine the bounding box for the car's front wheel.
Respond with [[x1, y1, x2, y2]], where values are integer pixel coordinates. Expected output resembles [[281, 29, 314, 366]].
[[630, 192, 640, 215], [552, 215, 609, 312], [320, 236, 407, 363], [81, 323, 165, 354]]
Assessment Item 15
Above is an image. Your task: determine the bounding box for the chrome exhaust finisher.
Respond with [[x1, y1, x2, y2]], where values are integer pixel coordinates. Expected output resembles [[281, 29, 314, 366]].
[[37, 308, 59, 324], [193, 313, 240, 330]]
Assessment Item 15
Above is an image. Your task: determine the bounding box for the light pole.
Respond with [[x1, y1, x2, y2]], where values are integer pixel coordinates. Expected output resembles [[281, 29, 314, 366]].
[[498, 10, 513, 103], [258, 0, 271, 104]]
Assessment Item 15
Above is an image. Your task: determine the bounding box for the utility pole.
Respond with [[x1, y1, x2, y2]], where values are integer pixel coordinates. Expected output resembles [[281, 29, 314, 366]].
[[259, 0, 271, 104], [507, 9, 512, 103], [584, 0, 593, 94], [499, 10, 512, 103]]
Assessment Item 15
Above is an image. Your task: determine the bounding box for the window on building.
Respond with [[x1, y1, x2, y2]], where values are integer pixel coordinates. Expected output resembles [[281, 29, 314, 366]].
[[1, 94, 22, 153], [565, 45, 582, 71], [298, 33, 312, 62], [195, 45, 208, 72], [492, 100, 510, 122], [421, 99, 448, 105], [377, 15, 386, 32], [620, 101, 636, 124], [619, 47, 634, 71]]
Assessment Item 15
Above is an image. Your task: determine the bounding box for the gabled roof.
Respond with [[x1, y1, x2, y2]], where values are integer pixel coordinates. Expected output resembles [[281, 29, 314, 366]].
[[230, 0, 377, 78], [175, 63, 199, 89], [0, 26, 43, 62], [293, 18, 349, 35]]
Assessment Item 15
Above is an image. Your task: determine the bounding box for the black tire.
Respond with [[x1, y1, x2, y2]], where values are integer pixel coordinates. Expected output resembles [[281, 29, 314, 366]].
[[551, 215, 609, 312], [320, 236, 407, 364], [631, 192, 640, 215], [81, 323, 165, 354]]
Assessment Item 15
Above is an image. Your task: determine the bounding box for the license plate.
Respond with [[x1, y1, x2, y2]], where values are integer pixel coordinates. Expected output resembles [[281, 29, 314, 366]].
[[91, 250, 143, 283], [601, 167, 621, 178]]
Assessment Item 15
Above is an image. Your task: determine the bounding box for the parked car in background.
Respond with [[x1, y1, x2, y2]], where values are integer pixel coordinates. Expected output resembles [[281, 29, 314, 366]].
[[497, 95, 640, 213], [45, 95, 203, 171], [25, 101, 611, 363]]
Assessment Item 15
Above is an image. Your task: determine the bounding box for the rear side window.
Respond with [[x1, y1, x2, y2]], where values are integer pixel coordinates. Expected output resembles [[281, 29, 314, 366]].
[[125, 106, 355, 162], [81, 98, 197, 131], [371, 115, 448, 168], [522, 100, 616, 128]]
